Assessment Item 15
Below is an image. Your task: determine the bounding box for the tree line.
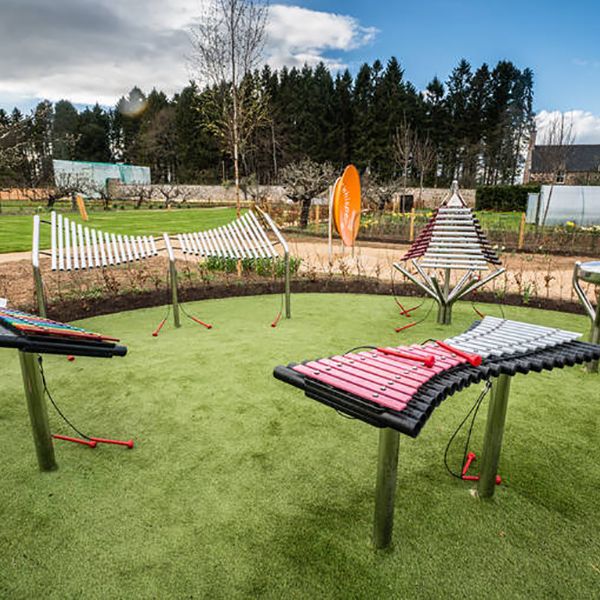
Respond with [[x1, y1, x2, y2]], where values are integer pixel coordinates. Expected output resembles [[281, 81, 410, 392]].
[[0, 56, 534, 190]]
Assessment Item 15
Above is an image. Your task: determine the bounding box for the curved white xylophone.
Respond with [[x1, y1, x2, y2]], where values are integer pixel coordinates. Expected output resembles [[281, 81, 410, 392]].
[[394, 181, 505, 324], [31, 208, 291, 327], [162, 208, 291, 329], [32, 212, 160, 317], [273, 317, 600, 548]]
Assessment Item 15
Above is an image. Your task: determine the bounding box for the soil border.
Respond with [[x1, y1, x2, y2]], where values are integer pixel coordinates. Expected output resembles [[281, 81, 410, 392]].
[[39, 276, 590, 323]]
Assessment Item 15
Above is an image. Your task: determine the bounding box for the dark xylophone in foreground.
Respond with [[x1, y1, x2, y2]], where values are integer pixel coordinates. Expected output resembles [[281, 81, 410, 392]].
[[273, 317, 600, 437], [0, 307, 127, 358]]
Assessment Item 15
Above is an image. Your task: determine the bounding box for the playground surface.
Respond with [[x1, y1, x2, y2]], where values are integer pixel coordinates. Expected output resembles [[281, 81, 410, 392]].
[[0, 294, 598, 598]]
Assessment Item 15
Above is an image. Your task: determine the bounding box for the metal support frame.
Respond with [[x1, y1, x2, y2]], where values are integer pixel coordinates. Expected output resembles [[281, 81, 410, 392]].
[[478, 374, 511, 498], [372, 428, 400, 549], [393, 263, 505, 326], [163, 233, 181, 328], [258, 208, 292, 319], [19, 351, 57, 472], [573, 262, 600, 373]]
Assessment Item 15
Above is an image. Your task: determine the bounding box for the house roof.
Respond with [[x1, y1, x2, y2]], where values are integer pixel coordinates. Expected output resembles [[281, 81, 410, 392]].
[[531, 144, 600, 173]]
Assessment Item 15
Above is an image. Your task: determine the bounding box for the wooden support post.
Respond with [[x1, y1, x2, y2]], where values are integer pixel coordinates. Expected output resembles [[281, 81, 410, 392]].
[[372, 428, 400, 549], [170, 260, 181, 328], [518, 212, 526, 250], [409, 207, 416, 242], [315, 205, 320, 227], [19, 351, 57, 472], [478, 374, 511, 498]]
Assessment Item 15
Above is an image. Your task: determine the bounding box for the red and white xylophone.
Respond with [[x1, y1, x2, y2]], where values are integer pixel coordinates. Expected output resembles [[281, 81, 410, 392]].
[[274, 317, 600, 437]]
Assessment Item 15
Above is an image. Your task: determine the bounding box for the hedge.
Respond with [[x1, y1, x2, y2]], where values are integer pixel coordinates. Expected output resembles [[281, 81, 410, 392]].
[[475, 184, 541, 212]]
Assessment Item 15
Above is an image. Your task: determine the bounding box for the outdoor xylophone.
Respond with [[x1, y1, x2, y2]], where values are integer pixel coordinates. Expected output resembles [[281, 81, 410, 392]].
[[0, 307, 128, 472], [273, 317, 600, 549]]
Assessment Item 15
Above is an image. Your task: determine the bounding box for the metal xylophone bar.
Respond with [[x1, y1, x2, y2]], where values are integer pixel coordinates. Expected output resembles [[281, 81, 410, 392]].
[[273, 319, 600, 548]]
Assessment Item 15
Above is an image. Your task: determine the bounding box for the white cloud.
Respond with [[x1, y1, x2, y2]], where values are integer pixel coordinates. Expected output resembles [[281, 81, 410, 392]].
[[266, 5, 377, 69], [536, 110, 600, 144], [0, 1, 377, 109]]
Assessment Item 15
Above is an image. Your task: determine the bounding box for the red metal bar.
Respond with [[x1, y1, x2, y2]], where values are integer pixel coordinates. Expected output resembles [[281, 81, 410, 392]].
[[13, 322, 119, 342], [52, 434, 97, 448], [377, 347, 435, 368], [90, 437, 134, 449], [434, 341, 482, 367]]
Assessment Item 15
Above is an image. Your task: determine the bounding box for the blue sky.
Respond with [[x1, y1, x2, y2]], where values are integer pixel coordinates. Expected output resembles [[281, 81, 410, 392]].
[[299, 0, 599, 114], [1, 0, 599, 140]]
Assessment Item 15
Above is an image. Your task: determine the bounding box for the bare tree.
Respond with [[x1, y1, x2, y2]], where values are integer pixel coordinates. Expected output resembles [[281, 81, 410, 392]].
[[281, 159, 335, 229], [535, 113, 575, 230], [413, 134, 437, 207], [124, 184, 154, 209], [361, 169, 401, 212], [392, 113, 415, 205], [189, 0, 269, 217], [155, 183, 183, 208]]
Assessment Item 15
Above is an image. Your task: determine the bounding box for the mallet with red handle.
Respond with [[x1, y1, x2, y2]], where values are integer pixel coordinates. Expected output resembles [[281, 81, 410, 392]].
[[435, 341, 482, 367], [152, 317, 167, 337], [89, 437, 134, 449], [377, 347, 436, 368], [52, 434, 97, 448]]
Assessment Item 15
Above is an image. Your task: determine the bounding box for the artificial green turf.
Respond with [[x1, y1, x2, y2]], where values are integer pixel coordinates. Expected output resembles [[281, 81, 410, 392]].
[[0, 207, 240, 254], [0, 294, 598, 599]]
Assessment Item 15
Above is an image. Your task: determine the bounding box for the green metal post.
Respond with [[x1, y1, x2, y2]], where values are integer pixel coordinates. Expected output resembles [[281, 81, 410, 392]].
[[33, 266, 46, 317], [372, 428, 400, 549], [169, 260, 181, 328], [284, 252, 291, 319], [19, 352, 57, 472], [478, 374, 511, 498]]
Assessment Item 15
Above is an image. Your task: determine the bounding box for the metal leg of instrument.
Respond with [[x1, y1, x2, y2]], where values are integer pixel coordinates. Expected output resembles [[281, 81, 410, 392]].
[[284, 250, 291, 319], [33, 265, 46, 318], [573, 262, 599, 373], [170, 260, 181, 328], [478, 374, 511, 499], [372, 428, 400, 549], [19, 351, 57, 472]]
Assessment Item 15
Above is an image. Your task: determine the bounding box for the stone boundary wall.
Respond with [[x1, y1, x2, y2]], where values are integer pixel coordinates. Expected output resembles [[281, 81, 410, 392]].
[[111, 181, 476, 209]]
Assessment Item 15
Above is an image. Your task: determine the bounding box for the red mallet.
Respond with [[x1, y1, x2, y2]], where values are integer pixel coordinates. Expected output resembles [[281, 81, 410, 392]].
[[462, 451, 477, 477], [189, 315, 212, 329], [435, 341, 482, 367], [152, 317, 167, 337], [395, 321, 418, 333], [271, 312, 282, 328], [67, 355, 75, 362], [90, 437, 134, 449], [52, 434, 97, 448], [377, 347, 436, 368], [462, 474, 502, 485]]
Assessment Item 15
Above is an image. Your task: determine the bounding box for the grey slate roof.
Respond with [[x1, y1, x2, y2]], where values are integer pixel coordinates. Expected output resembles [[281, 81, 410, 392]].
[[531, 144, 600, 173]]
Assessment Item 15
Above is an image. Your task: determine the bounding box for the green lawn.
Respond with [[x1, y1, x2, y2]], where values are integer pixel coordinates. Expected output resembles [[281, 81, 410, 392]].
[[0, 294, 598, 598], [0, 207, 240, 254]]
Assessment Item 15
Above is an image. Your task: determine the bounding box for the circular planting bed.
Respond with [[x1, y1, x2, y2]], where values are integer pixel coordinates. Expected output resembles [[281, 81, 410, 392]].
[[0, 294, 598, 598]]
